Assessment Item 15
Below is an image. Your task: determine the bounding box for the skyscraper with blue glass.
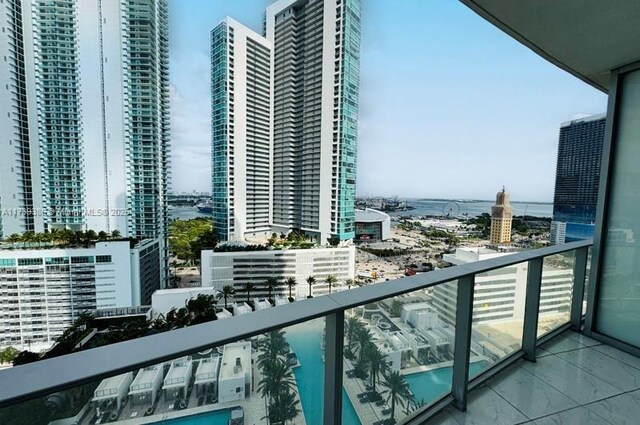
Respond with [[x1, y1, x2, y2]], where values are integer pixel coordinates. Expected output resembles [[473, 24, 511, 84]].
[[210, 18, 272, 243], [266, 0, 360, 244], [0, 0, 169, 280], [550, 114, 605, 244], [210, 0, 361, 243]]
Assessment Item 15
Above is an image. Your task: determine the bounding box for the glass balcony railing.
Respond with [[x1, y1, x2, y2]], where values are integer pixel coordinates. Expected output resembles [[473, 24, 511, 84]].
[[0, 240, 591, 425]]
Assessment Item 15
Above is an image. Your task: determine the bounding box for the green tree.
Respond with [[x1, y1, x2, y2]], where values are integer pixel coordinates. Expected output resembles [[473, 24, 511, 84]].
[[327, 235, 340, 246], [285, 277, 297, 301], [346, 316, 364, 352], [0, 346, 18, 364], [364, 346, 390, 394], [345, 278, 355, 290], [355, 326, 374, 363], [324, 274, 338, 294], [382, 370, 414, 422], [258, 359, 297, 421], [184, 294, 219, 325], [264, 277, 281, 303], [270, 388, 300, 424], [244, 282, 257, 304], [306, 276, 316, 298], [12, 350, 40, 366], [389, 299, 403, 317], [257, 330, 290, 370], [221, 284, 235, 310]]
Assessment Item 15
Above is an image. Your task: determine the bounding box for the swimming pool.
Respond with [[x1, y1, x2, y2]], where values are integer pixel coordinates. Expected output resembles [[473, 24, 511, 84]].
[[150, 409, 230, 425], [287, 321, 361, 425], [286, 321, 489, 425], [404, 362, 486, 405]]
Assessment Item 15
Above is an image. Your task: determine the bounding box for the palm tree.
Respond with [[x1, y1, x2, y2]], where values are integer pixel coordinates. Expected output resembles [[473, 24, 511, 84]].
[[185, 294, 218, 324], [346, 316, 364, 351], [220, 284, 235, 310], [324, 274, 338, 294], [285, 277, 297, 301], [264, 277, 280, 303], [355, 327, 374, 363], [258, 359, 296, 407], [345, 278, 355, 290], [382, 370, 414, 423], [244, 282, 256, 304], [270, 388, 300, 424], [306, 276, 316, 298], [257, 330, 290, 370], [365, 346, 390, 394]]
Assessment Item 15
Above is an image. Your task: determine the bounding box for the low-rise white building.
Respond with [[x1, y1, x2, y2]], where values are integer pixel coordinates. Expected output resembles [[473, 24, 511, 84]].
[[218, 342, 252, 403], [201, 246, 355, 299], [129, 364, 164, 407], [194, 356, 220, 397], [401, 302, 440, 329], [163, 357, 193, 402], [0, 239, 161, 350], [433, 247, 574, 325], [92, 372, 134, 416]]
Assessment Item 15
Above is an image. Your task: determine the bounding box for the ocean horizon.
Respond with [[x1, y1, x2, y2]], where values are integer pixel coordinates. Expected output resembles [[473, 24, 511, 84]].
[[170, 197, 553, 221]]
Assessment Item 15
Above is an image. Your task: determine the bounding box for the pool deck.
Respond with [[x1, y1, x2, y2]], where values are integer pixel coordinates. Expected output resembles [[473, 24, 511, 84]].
[[343, 358, 388, 424]]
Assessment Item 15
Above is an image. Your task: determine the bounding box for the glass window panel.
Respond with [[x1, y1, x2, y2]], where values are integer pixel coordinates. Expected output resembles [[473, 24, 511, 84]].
[[537, 252, 574, 337], [469, 262, 526, 379], [342, 280, 457, 424], [596, 69, 640, 348]]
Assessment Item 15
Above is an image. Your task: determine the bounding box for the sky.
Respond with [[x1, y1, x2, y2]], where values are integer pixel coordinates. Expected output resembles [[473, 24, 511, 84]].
[[168, 0, 607, 202]]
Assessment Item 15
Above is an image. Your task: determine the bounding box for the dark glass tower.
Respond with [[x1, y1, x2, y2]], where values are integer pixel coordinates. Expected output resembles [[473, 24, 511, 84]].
[[551, 114, 605, 243]]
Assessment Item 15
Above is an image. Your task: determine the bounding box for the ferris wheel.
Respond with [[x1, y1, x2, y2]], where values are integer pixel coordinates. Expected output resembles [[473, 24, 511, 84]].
[[442, 202, 461, 218]]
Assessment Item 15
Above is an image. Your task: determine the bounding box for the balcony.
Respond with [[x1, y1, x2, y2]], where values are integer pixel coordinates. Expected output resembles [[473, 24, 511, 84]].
[[2, 239, 621, 425]]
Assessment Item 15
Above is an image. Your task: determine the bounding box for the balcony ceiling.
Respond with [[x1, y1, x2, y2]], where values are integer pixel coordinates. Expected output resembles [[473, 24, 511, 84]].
[[460, 0, 640, 92]]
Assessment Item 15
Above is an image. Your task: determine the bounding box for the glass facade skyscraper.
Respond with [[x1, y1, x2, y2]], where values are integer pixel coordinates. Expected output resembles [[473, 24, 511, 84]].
[[0, 0, 170, 280], [211, 0, 361, 244], [550, 114, 605, 244], [210, 18, 272, 242], [266, 0, 361, 243]]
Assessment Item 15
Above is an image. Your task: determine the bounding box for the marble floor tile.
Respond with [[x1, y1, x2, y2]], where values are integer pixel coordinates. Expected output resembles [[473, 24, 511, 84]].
[[520, 355, 622, 404], [486, 364, 578, 419], [533, 407, 612, 425], [427, 410, 461, 425], [540, 334, 586, 354], [584, 393, 640, 425], [556, 347, 640, 391], [536, 347, 553, 358], [592, 344, 640, 371], [447, 386, 528, 425]]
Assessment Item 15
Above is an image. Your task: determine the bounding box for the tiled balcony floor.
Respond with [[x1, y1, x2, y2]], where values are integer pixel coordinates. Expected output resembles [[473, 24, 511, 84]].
[[429, 331, 640, 425]]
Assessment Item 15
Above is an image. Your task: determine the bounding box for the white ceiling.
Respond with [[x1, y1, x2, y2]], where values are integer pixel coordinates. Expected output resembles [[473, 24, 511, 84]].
[[460, 0, 640, 93]]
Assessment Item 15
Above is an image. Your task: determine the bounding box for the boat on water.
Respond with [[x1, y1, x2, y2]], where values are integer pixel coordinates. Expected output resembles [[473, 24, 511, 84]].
[[196, 202, 213, 213]]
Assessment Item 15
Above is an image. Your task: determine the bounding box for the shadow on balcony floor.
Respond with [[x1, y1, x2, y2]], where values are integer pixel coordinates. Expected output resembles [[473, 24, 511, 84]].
[[428, 331, 640, 425]]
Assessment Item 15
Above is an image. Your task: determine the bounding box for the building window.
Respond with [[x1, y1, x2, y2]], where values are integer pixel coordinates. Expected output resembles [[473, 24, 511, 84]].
[[96, 255, 112, 263], [71, 256, 95, 264]]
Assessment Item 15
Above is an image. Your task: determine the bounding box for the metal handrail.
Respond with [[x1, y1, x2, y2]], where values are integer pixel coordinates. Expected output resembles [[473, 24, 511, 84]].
[[0, 239, 592, 421]]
